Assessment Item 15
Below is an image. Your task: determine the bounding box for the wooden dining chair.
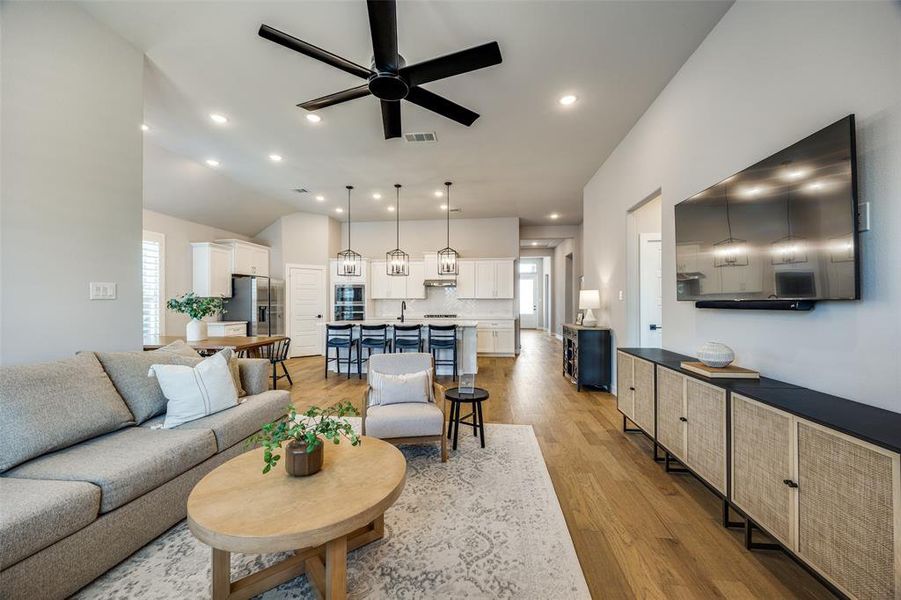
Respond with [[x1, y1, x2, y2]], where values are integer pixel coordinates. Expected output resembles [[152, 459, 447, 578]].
[[260, 337, 292, 389]]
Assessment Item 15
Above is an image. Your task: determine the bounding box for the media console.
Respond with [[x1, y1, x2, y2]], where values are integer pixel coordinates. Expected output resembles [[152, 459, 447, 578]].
[[616, 347, 901, 600]]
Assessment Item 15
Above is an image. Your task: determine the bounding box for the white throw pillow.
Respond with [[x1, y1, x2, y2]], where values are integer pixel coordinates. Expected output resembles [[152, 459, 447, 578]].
[[149, 350, 238, 428], [369, 370, 431, 407]]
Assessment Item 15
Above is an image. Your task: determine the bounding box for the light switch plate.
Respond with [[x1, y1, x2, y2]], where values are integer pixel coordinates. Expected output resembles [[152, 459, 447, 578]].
[[858, 202, 870, 232], [89, 282, 117, 300], [618, 290, 624, 301]]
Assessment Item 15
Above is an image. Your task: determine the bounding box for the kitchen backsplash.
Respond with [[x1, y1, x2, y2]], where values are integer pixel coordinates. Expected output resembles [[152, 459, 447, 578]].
[[371, 287, 515, 319]]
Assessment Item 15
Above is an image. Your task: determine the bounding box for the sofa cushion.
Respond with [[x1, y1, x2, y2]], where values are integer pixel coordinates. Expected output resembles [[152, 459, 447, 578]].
[[0, 478, 101, 569], [238, 358, 270, 396], [150, 351, 238, 429], [5, 427, 216, 513], [364, 402, 445, 439], [92, 350, 202, 424], [144, 390, 289, 451], [368, 370, 431, 407], [0, 353, 135, 473]]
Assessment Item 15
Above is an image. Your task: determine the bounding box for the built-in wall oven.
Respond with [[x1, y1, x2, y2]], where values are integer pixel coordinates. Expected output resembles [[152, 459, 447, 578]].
[[334, 284, 365, 321]]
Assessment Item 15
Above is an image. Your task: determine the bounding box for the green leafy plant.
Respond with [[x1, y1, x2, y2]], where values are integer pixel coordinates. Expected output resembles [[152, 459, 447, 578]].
[[248, 402, 361, 474], [166, 292, 225, 320]]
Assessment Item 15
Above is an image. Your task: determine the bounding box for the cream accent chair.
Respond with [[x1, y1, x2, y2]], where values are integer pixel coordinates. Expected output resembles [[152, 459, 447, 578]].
[[361, 353, 448, 462]]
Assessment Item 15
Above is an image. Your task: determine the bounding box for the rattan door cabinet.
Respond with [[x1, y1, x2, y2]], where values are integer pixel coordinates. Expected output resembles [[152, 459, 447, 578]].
[[616, 348, 901, 600]]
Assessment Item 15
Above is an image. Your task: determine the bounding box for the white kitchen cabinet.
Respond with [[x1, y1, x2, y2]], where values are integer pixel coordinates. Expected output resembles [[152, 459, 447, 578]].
[[473, 260, 514, 299], [476, 320, 515, 355], [369, 260, 406, 299], [215, 239, 270, 277], [423, 252, 455, 280], [456, 260, 477, 298], [192, 243, 232, 298], [406, 261, 426, 299]]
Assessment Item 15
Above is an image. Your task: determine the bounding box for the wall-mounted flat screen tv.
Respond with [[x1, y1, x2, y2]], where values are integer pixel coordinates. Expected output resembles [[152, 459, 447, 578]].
[[675, 115, 859, 306]]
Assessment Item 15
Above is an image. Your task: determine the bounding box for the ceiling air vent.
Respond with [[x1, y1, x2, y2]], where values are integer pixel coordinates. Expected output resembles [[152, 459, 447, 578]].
[[403, 132, 438, 143], [292, 188, 309, 194]]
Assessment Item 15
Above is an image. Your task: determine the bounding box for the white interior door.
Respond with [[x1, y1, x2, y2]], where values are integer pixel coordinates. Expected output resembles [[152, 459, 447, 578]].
[[639, 233, 663, 347], [287, 265, 325, 357]]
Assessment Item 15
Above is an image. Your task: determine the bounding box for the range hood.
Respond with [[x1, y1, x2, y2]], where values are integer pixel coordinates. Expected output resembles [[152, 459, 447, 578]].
[[424, 279, 456, 288]]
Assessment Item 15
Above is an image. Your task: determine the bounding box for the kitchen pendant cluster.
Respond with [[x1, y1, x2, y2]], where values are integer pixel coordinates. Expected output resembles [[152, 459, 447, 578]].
[[336, 181, 460, 278]]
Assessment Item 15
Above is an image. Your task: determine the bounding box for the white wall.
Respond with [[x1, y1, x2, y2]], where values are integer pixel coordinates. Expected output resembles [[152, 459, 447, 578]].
[[142, 210, 250, 335], [255, 212, 342, 279], [1, 2, 144, 364], [343, 217, 520, 259], [582, 1, 901, 410]]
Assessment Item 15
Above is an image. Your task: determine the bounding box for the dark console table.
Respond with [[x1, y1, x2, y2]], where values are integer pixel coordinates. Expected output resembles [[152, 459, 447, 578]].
[[562, 324, 611, 391]]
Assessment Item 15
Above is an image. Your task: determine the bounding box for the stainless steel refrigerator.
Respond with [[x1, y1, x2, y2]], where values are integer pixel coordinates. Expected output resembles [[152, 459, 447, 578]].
[[223, 275, 285, 336]]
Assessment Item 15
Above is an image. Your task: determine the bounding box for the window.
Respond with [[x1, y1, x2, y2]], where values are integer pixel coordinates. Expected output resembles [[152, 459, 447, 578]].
[[142, 230, 165, 337], [519, 262, 538, 274]]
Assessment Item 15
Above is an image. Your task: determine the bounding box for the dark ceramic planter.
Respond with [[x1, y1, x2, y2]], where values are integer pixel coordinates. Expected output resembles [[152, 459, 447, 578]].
[[284, 440, 323, 477]]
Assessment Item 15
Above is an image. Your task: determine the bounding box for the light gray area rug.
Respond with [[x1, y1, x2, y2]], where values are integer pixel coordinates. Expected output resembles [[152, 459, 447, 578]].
[[75, 424, 589, 599]]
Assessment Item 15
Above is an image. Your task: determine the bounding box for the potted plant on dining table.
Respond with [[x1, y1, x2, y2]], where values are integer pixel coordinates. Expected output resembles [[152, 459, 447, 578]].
[[249, 402, 361, 477]]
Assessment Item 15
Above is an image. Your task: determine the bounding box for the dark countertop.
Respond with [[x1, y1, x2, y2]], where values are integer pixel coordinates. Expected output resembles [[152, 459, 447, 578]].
[[618, 347, 901, 455]]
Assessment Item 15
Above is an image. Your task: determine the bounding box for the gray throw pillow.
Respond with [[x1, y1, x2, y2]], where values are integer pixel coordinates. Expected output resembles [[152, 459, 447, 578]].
[[0, 353, 135, 472], [93, 350, 202, 424]]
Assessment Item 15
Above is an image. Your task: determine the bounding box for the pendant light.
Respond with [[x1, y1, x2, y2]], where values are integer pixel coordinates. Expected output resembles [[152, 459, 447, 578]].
[[386, 184, 409, 276], [770, 163, 808, 265], [437, 181, 459, 275], [336, 185, 361, 277], [713, 180, 749, 268]]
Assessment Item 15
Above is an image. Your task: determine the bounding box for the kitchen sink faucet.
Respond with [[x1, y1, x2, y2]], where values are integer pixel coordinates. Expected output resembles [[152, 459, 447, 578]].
[[398, 301, 406, 323]]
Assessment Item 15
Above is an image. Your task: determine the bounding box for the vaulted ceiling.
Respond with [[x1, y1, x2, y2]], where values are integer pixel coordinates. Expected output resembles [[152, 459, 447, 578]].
[[82, 0, 731, 234]]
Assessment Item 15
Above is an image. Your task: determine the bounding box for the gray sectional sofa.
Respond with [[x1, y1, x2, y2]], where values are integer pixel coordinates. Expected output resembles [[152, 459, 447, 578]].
[[0, 349, 290, 599]]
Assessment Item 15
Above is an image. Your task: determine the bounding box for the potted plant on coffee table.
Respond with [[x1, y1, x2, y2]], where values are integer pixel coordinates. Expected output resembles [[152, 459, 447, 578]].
[[249, 402, 361, 477], [166, 292, 225, 341]]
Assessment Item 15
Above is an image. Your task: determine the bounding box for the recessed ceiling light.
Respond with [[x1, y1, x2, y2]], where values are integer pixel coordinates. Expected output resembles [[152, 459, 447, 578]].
[[140, 124, 150, 132], [440, 204, 448, 210], [315, 195, 325, 202], [209, 113, 228, 125], [205, 159, 220, 167], [335, 207, 343, 213], [372, 193, 382, 200], [434, 190, 443, 197], [532, 241, 538, 246], [549, 213, 560, 220], [268, 154, 283, 162], [306, 113, 321, 123], [387, 206, 395, 212], [559, 95, 577, 106]]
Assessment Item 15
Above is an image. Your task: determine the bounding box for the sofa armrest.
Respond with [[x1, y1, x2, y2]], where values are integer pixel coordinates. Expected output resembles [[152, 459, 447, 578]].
[[238, 359, 270, 395], [433, 382, 447, 418]]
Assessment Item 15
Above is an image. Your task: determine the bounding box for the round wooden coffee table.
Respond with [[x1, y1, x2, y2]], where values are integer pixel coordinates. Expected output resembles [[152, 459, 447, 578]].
[[187, 437, 406, 600]]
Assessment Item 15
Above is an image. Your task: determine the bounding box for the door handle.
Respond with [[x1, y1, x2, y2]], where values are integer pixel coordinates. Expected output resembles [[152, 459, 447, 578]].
[[629, 386, 635, 391], [783, 479, 799, 488], [679, 416, 688, 422], [317, 314, 322, 319], [649, 324, 662, 330]]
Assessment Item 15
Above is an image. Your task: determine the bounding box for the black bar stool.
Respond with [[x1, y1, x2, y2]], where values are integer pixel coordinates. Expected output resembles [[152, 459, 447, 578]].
[[325, 324, 358, 379], [357, 324, 391, 378], [428, 324, 458, 380], [260, 337, 293, 389], [393, 324, 423, 353]]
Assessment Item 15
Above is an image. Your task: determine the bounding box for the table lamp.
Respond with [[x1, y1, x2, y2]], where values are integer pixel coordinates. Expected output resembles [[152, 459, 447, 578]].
[[579, 289, 601, 326]]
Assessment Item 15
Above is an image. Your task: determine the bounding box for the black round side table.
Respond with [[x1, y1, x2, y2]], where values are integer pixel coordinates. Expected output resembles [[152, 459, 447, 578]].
[[445, 387, 489, 450]]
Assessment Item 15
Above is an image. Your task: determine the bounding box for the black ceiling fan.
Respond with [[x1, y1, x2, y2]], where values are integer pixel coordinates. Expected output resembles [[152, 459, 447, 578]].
[[259, 0, 502, 139]]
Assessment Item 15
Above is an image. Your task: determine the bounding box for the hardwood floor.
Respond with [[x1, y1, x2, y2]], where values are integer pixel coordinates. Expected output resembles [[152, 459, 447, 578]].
[[282, 330, 833, 599]]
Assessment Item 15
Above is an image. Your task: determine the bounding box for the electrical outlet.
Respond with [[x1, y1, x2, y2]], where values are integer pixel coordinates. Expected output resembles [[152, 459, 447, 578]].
[[858, 202, 870, 232], [89, 282, 117, 300]]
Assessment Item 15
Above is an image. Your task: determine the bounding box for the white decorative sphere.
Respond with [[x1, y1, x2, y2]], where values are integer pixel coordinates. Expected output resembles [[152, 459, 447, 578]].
[[697, 342, 734, 368]]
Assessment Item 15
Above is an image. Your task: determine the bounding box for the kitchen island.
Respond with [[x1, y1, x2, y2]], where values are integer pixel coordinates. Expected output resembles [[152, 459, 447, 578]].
[[324, 320, 478, 376]]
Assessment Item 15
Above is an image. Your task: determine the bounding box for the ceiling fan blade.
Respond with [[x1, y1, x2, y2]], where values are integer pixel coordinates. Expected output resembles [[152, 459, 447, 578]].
[[400, 42, 502, 87], [259, 24, 372, 80], [381, 100, 401, 139], [298, 85, 372, 111], [405, 87, 479, 127], [366, 0, 398, 71]]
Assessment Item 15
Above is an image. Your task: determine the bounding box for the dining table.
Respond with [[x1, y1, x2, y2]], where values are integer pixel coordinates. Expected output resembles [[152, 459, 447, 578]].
[[143, 335, 287, 358]]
